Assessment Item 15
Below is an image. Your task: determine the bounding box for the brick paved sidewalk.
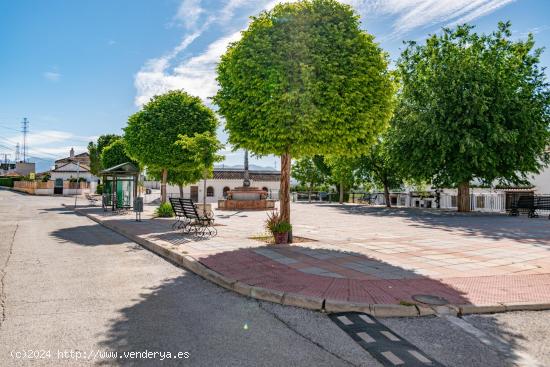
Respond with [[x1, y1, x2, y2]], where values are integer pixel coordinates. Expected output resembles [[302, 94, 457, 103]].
[[72, 203, 550, 313]]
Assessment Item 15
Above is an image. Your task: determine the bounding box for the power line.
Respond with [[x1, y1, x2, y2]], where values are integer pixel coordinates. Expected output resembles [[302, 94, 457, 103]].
[[0, 136, 59, 160]]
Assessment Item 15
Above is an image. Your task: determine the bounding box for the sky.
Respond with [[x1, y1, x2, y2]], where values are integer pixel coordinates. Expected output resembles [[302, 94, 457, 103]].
[[1, 0, 549, 172]]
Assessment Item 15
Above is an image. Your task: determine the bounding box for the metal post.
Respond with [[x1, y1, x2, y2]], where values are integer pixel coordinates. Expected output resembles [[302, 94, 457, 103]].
[[74, 162, 80, 208]]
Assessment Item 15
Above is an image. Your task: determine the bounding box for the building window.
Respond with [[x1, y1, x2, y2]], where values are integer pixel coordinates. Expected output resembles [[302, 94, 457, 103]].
[[207, 186, 215, 197], [223, 186, 230, 198]]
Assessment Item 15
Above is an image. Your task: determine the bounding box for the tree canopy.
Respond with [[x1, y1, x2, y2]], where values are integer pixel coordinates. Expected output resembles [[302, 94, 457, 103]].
[[88, 134, 121, 175], [124, 90, 219, 202], [214, 0, 394, 224], [100, 138, 137, 170], [292, 157, 326, 201], [357, 133, 403, 207], [391, 22, 550, 211]]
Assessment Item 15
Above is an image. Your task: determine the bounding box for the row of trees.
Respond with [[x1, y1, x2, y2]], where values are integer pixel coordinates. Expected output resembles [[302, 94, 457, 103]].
[[291, 136, 402, 207], [88, 0, 549, 240], [89, 91, 223, 206], [214, 0, 549, 227]]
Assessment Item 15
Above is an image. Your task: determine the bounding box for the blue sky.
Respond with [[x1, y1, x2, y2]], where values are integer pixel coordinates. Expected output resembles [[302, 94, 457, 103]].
[[1, 0, 549, 172]]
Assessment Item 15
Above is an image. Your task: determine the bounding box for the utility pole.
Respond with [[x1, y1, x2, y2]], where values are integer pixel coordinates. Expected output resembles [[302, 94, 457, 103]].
[[74, 162, 80, 208], [21, 118, 29, 162]]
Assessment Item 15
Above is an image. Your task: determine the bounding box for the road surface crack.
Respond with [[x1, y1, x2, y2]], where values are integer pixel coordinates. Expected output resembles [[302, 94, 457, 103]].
[[257, 301, 358, 367], [0, 224, 18, 328]]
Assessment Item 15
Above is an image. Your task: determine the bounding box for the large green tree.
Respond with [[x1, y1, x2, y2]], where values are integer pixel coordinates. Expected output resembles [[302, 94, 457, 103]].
[[292, 157, 326, 202], [357, 135, 403, 207], [392, 22, 550, 211], [214, 0, 393, 231], [100, 138, 137, 170], [125, 90, 218, 203]]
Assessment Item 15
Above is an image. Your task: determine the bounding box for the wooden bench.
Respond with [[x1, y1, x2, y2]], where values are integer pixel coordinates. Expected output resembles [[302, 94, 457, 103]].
[[169, 197, 189, 230], [170, 198, 217, 236]]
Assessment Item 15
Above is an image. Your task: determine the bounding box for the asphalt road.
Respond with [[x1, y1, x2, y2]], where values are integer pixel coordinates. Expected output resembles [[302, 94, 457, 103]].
[[0, 190, 548, 367]]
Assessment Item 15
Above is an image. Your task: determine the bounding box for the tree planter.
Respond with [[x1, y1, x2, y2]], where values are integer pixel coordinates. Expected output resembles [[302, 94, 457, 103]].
[[273, 232, 289, 245]]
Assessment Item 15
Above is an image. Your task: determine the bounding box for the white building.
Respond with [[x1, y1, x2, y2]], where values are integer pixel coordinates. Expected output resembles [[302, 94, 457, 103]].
[[147, 168, 281, 204], [49, 148, 98, 194]]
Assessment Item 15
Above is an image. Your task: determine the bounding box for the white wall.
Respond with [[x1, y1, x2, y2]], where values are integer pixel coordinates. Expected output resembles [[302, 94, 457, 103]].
[[166, 178, 280, 203], [532, 166, 550, 195]]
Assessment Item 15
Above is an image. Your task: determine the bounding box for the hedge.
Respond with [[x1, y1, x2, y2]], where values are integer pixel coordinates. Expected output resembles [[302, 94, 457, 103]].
[[0, 177, 21, 188]]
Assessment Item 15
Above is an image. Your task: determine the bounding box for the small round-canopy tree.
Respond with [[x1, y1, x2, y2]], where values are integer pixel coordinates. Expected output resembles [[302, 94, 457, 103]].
[[125, 90, 218, 203], [100, 139, 137, 170], [214, 0, 393, 229], [357, 133, 403, 208], [392, 22, 550, 212], [176, 132, 224, 209], [292, 157, 326, 202]]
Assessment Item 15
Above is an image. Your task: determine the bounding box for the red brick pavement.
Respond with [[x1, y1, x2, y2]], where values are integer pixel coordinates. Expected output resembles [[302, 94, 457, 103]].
[[199, 248, 550, 306]]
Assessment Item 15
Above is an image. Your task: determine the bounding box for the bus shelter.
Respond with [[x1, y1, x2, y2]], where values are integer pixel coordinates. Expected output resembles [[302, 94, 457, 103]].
[[101, 162, 139, 211]]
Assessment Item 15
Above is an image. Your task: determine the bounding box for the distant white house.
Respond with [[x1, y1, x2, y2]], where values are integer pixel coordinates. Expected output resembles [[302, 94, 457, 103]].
[[146, 168, 281, 204], [49, 148, 98, 194]]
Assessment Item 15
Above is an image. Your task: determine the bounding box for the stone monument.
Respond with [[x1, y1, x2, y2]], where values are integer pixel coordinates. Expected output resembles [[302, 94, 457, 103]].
[[217, 150, 275, 210]]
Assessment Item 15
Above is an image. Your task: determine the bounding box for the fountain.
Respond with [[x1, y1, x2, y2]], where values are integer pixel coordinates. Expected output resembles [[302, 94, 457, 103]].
[[217, 151, 276, 210]]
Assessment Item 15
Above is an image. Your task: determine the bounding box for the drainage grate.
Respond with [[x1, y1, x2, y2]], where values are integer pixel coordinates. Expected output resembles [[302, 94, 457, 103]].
[[330, 312, 444, 367], [412, 294, 449, 306]]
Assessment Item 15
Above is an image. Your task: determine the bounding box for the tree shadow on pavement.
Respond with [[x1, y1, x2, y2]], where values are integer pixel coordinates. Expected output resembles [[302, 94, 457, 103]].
[[50, 224, 130, 246], [318, 204, 550, 245], [96, 273, 355, 367]]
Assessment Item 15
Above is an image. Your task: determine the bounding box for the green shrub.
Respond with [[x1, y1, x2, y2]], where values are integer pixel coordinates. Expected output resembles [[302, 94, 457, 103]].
[[265, 211, 292, 234], [96, 184, 103, 195], [155, 202, 173, 217]]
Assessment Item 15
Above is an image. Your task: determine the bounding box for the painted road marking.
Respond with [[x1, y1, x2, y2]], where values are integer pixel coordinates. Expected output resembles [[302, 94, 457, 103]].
[[337, 315, 353, 325], [444, 315, 543, 367], [357, 332, 375, 343], [359, 314, 375, 324], [408, 350, 432, 364], [381, 330, 400, 342], [330, 312, 444, 367], [381, 351, 404, 365]]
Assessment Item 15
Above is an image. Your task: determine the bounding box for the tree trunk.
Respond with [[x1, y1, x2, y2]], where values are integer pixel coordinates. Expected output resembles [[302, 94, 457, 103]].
[[457, 181, 470, 212], [280, 152, 292, 242], [203, 169, 207, 211], [308, 184, 312, 203], [339, 181, 344, 204], [384, 183, 391, 208], [178, 184, 184, 198], [161, 168, 168, 203]]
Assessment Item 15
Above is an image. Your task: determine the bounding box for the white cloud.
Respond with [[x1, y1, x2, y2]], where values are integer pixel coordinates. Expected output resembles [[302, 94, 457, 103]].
[[1, 130, 96, 160], [134, 0, 516, 106], [349, 0, 516, 39], [43, 71, 61, 81], [175, 0, 205, 30]]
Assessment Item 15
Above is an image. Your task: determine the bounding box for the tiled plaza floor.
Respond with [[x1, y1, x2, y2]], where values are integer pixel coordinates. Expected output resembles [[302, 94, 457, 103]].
[[74, 203, 550, 307]]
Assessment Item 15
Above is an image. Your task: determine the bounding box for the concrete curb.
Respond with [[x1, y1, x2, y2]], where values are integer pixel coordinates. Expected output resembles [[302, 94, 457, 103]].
[[75, 207, 550, 317]]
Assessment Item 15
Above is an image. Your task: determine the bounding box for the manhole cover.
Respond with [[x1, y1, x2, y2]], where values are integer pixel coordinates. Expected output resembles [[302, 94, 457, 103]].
[[412, 294, 449, 305]]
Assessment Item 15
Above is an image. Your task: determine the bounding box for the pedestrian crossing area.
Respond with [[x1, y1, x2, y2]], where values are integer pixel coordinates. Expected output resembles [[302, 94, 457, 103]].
[[329, 312, 444, 366]]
